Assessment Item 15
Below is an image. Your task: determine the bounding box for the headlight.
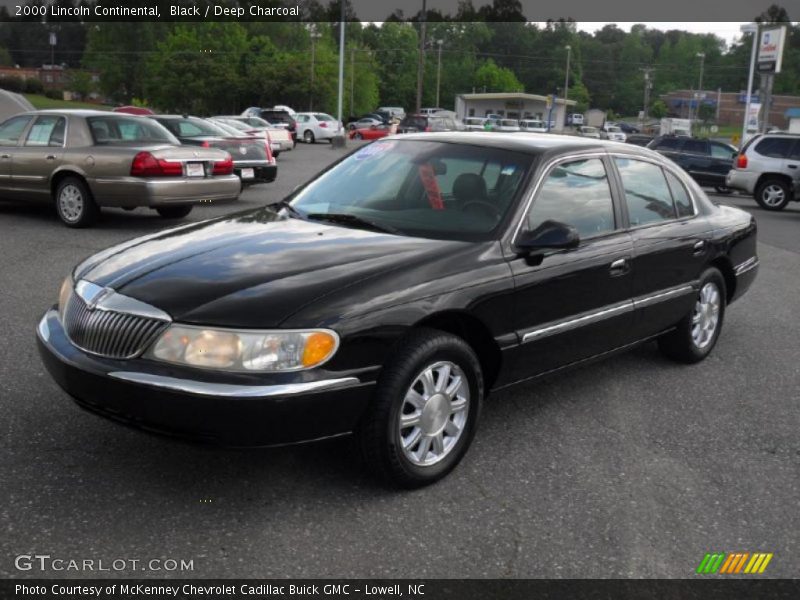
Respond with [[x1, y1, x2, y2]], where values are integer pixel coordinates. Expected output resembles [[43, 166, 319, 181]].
[[146, 325, 339, 372], [58, 276, 73, 321]]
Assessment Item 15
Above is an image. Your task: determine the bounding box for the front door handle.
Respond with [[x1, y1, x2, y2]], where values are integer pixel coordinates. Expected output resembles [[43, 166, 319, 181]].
[[609, 258, 629, 276], [0, 154, 9, 159], [693, 240, 706, 255], [46, 155, 56, 160], [788, 164, 797, 169]]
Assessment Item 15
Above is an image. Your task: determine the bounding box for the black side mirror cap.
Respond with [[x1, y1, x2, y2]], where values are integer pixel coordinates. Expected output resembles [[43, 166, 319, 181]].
[[516, 220, 580, 254]]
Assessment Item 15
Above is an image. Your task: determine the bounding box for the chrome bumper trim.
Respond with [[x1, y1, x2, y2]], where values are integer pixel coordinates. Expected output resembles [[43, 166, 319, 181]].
[[106, 372, 361, 398], [734, 257, 759, 277]]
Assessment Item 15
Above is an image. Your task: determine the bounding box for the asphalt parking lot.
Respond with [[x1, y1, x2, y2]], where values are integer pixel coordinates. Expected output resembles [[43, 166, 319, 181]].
[[1, 141, 798, 579]]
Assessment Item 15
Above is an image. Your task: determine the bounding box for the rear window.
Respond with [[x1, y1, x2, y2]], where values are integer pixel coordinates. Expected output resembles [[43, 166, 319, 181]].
[[400, 116, 428, 130], [683, 139, 709, 154], [156, 118, 225, 138], [755, 137, 795, 159], [652, 137, 682, 150], [314, 113, 335, 122], [87, 116, 178, 145], [260, 111, 292, 124]]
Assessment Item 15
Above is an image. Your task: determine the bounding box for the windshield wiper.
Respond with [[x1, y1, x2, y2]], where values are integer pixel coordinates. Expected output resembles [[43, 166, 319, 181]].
[[306, 212, 400, 235], [270, 200, 305, 219]]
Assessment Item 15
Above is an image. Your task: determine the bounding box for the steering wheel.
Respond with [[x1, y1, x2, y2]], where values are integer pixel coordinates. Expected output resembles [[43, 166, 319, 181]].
[[461, 200, 501, 222]]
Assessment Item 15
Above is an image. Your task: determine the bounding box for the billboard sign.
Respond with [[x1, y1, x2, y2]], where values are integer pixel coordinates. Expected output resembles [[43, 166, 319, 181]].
[[757, 27, 786, 73]]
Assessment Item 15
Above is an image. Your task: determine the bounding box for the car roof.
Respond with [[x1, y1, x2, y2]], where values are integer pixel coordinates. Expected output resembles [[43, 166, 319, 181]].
[[387, 131, 660, 157], [22, 109, 136, 117]]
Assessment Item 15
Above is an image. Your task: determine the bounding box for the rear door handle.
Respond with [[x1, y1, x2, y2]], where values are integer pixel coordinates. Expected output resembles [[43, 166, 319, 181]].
[[609, 258, 629, 276], [46, 155, 56, 160], [788, 164, 797, 169], [693, 240, 706, 255], [0, 154, 9, 159]]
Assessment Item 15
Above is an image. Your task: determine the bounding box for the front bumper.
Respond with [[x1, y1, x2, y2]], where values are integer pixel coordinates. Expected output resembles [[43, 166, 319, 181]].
[[36, 309, 374, 446], [88, 175, 241, 208]]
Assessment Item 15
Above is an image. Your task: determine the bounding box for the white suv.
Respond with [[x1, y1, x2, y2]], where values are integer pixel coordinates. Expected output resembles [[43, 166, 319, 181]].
[[726, 133, 800, 211]]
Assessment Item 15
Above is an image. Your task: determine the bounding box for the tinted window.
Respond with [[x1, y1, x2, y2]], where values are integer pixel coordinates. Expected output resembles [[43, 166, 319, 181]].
[[683, 139, 709, 154], [527, 158, 616, 239], [790, 141, 800, 161], [400, 116, 428, 130], [290, 140, 533, 241], [710, 142, 735, 159], [25, 116, 65, 147], [652, 137, 682, 150], [615, 158, 677, 226], [88, 117, 178, 145], [0, 115, 32, 145], [665, 170, 694, 218], [755, 137, 794, 158]]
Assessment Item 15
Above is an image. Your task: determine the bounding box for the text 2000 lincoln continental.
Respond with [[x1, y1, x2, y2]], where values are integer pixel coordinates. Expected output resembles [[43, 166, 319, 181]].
[[37, 134, 758, 487]]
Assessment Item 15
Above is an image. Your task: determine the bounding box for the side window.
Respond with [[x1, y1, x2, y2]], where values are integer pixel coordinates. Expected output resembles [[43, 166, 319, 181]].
[[527, 158, 616, 239], [790, 141, 800, 161], [683, 139, 709, 154], [755, 137, 794, 158], [653, 137, 682, 151], [0, 116, 32, 146], [710, 142, 735, 159], [665, 170, 694, 218], [25, 116, 66, 147], [615, 158, 677, 226]]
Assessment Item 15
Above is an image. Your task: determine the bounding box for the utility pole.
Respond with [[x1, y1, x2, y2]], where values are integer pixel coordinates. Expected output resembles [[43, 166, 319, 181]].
[[337, 1, 345, 129], [740, 23, 758, 148], [694, 52, 705, 123], [640, 67, 654, 120], [350, 47, 355, 117], [435, 39, 443, 108], [415, 0, 427, 114]]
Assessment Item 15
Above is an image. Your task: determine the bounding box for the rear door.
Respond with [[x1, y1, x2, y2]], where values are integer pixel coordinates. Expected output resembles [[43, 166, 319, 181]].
[[11, 114, 66, 199], [788, 140, 800, 196], [708, 141, 737, 187], [679, 138, 715, 185], [503, 155, 636, 382], [612, 155, 711, 338], [0, 115, 34, 196]]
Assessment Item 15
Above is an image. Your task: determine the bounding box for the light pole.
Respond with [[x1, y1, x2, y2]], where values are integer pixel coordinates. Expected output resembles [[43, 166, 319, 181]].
[[694, 52, 705, 123], [563, 45, 571, 106], [349, 47, 355, 117], [309, 30, 322, 111], [740, 23, 759, 149], [435, 39, 443, 108]]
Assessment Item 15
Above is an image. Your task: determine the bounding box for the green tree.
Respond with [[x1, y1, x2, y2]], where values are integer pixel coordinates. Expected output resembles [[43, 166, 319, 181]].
[[69, 71, 93, 100], [651, 99, 668, 119], [474, 58, 522, 92]]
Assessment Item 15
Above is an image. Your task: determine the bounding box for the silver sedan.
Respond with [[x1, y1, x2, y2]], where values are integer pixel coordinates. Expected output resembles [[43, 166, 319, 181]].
[[0, 110, 241, 227]]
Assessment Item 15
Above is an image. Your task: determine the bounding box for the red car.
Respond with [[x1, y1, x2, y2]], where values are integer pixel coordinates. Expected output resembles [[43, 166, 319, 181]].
[[112, 105, 155, 116], [349, 124, 393, 141]]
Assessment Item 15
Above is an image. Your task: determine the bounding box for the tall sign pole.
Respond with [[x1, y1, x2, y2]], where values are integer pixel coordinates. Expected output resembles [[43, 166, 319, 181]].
[[415, 0, 427, 114], [337, 2, 345, 131], [740, 23, 759, 149]]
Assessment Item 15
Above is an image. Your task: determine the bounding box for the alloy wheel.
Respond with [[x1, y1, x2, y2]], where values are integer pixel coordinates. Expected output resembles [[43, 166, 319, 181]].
[[761, 184, 785, 207], [398, 361, 469, 467], [691, 282, 721, 349], [58, 184, 84, 223]]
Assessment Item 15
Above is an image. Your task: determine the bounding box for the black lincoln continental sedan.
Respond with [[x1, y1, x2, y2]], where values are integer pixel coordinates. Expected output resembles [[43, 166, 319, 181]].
[[37, 133, 758, 487]]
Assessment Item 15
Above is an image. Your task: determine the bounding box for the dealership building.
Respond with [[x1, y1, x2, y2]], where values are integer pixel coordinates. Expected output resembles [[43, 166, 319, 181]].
[[454, 92, 577, 131]]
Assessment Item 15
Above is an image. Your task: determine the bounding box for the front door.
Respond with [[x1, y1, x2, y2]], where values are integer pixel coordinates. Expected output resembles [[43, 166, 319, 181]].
[[11, 115, 66, 200], [0, 115, 34, 198], [502, 156, 636, 384]]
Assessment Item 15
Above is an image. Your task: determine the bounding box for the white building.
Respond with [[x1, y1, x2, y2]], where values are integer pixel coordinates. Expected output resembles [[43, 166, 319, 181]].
[[454, 92, 577, 132]]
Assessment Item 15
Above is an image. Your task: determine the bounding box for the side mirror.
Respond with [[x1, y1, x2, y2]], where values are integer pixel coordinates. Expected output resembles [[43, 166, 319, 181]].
[[516, 220, 580, 254], [731, 151, 738, 160]]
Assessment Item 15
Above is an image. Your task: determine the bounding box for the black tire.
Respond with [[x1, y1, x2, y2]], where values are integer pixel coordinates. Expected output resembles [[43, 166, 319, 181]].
[[354, 132, 363, 140], [156, 205, 193, 219], [714, 185, 733, 195], [754, 178, 791, 211], [303, 129, 315, 144], [658, 267, 726, 364], [357, 328, 483, 488], [273, 151, 280, 159], [54, 176, 98, 228]]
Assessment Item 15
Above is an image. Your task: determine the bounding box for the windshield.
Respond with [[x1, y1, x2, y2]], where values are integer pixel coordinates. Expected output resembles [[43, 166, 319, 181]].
[[288, 140, 534, 242], [87, 116, 179, 145]]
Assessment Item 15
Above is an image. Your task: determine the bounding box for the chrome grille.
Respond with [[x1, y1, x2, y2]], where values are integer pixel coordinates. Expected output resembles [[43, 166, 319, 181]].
[[63, 291, 169, 359]]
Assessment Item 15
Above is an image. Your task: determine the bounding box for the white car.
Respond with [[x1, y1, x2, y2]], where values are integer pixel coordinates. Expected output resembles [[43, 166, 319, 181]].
[[498, 119, 520, 132], [577, 126, 601, 139], [603, 125, 627, 142], [348, 117, 383, 130], [520, 119, 547, 133], [570, 113, 585, 125], [463, 117, 486, 131], [210, 116, 293, 155], [295, 112, 342, 143]]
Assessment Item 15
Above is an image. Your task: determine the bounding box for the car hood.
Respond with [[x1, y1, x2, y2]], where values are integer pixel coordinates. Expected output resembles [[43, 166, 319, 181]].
[[75, 208, 463, 327]]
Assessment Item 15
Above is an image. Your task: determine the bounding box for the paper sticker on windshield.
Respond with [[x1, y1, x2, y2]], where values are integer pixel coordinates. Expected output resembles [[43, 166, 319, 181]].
[[501, 166, 516, 176], [354, 141, 395, 160]]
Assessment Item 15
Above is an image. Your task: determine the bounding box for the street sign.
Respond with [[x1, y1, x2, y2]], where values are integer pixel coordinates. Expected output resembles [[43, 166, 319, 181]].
[[757, 26, 786, 73], [49, 32, 57, 46]]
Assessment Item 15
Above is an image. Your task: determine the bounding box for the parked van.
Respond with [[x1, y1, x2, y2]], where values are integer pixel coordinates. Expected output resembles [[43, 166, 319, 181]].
[[570, 113, 585, 126]]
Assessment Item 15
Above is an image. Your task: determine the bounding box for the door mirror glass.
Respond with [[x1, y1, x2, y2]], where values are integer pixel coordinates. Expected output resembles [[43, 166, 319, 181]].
[[516, 220, 580, 253]]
